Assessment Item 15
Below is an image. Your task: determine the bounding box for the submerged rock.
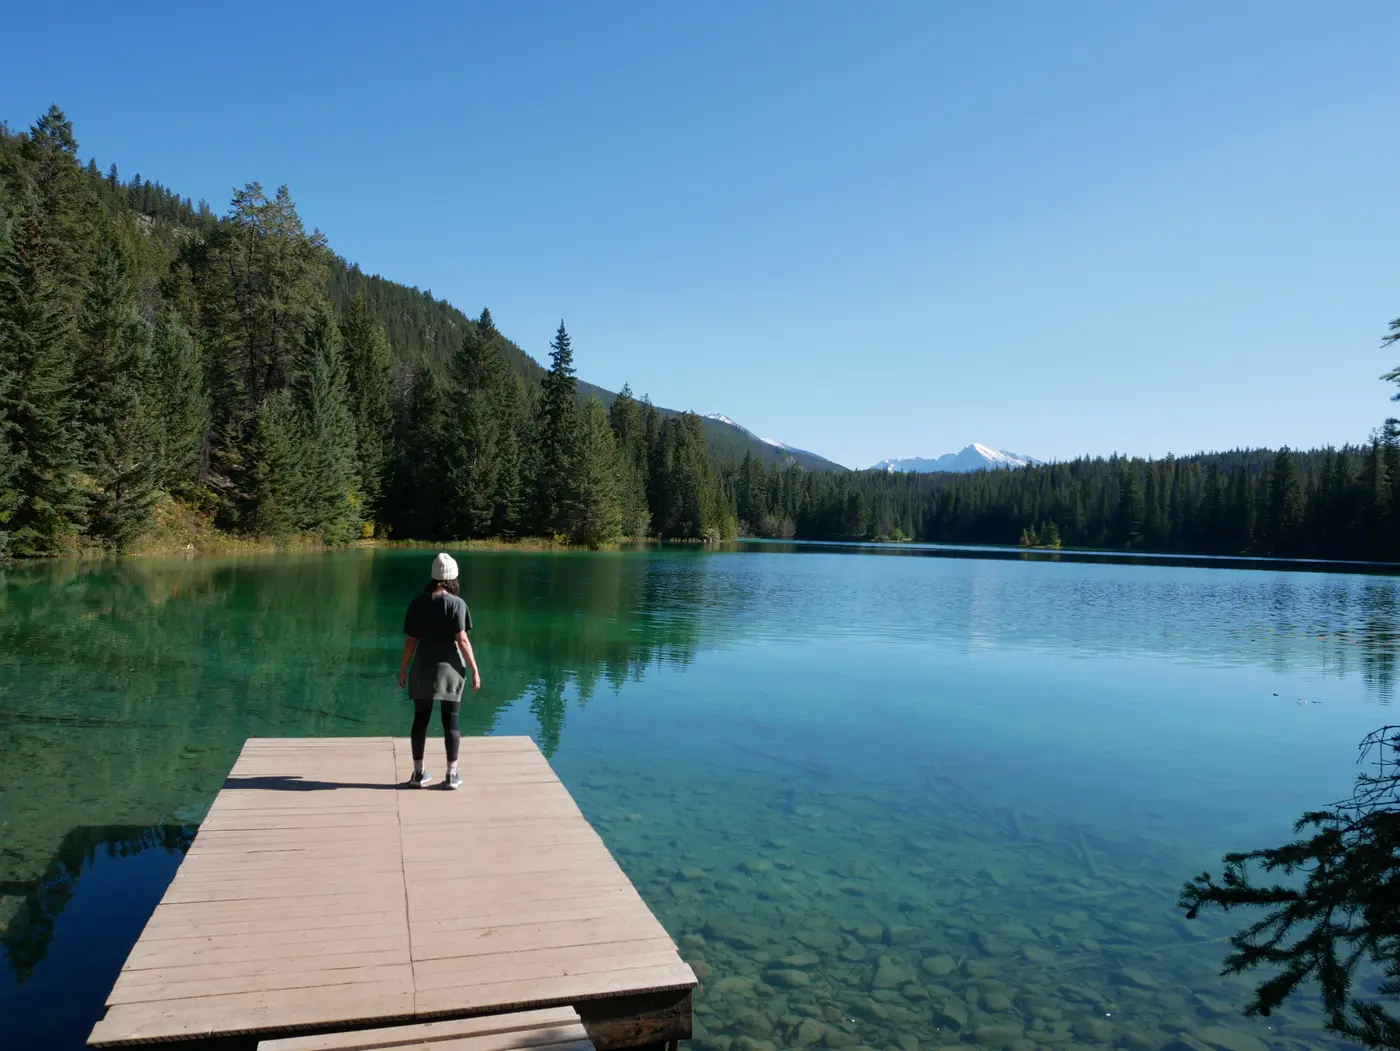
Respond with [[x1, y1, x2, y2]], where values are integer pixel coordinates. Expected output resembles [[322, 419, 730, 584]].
[[1192, 1028, 1269, 1051], [980, 990, 1014, 1013], [872, 961, 919, 989], [1071, 1017, 1113, 1043], [1116, 968, 1160, 991], [885, 923, 921, 945], [968, 1024, 1024, 1049], [921, 954, 956, 977], [852, 923, 885, 944], [764, 968, 809, 989], [934, 999, 969, 1030]]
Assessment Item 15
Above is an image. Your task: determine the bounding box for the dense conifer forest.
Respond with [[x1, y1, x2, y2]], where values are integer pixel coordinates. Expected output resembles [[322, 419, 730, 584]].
[[0, 105, 1396, 561]]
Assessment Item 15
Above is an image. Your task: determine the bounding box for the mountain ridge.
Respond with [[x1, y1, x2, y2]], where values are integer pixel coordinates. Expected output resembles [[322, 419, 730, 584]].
[[703, 414, 844, 471], [873, 444, 1043, 473]]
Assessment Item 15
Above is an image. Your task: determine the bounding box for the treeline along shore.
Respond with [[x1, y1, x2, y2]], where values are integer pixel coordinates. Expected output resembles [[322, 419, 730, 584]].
[[1, 105, 1397, 563]]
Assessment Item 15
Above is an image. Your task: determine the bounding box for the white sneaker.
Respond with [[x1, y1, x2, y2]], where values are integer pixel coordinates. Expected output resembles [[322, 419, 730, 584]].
[[445, 771, 462, 790], [409, 769, 433, 788]]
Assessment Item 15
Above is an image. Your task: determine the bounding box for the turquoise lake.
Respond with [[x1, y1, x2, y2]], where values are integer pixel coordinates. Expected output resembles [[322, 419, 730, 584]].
[[1, 542, 1397, 1050]]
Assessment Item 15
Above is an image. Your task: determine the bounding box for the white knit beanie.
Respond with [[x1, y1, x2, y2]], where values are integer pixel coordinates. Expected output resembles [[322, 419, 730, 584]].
[[431, 552, 459, 581]]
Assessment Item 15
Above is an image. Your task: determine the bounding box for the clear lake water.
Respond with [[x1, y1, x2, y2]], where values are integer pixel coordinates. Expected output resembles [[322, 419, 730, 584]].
[[1, 542, 1398, 1050]]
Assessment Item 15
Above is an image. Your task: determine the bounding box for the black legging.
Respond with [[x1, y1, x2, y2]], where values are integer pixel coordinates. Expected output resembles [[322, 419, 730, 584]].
[[411, 699, 461, 763]]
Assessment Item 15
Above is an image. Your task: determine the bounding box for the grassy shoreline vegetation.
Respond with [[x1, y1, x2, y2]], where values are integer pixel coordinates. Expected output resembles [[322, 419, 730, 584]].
[[3, 105, 1400, 564]]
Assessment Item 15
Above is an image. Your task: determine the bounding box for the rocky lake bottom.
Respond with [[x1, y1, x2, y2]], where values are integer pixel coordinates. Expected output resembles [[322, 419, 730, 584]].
[[4, 546, 1397, 1050]]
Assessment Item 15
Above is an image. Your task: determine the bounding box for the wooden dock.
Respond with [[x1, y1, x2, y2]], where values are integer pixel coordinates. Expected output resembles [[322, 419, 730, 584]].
[[88, 737, 696, 1050]]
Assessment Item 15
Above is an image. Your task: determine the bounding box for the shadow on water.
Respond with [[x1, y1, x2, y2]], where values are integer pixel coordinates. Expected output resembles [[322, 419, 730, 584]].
[[0, 824, 193, 983]]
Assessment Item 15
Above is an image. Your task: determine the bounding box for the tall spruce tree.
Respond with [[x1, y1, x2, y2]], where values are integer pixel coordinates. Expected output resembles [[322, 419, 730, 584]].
[[1266, 446, 1306, 555], [492, 371, 527, 537], [149, 311, 208, 496], [1115, 467, 1144, 547], [0, 219, 17, 556], [249, 390, 303, 537], [338, 293, 392, 520], [292, 303, 361, 543], [0, 216, 85, 555], [390, 362, 450, 539], [571, 398, 624, 546], [183, 182, 328, 519], [653, 413, 726, 539], [445, 311, 506, 537], [80, 242, 160, 549], [16, 106, 99, 303], [478, 310, 526, 537], [531, 321, 581, 537]]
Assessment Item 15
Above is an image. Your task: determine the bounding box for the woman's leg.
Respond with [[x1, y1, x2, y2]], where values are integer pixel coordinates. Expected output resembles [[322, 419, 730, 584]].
[[440, 700, 461, 775], [410, 698, 433, 770]]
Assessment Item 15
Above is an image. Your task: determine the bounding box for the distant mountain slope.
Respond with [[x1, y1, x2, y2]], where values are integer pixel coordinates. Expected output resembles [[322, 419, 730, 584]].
[[39, 143, 835, 476], [873, 444, 1043, 473], [330, 268, 851, 471], [703, 414, 845, 471]]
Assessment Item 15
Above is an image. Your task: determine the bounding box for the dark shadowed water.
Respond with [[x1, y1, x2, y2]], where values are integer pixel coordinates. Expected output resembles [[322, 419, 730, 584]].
[[1, 543, 1396, 1050]]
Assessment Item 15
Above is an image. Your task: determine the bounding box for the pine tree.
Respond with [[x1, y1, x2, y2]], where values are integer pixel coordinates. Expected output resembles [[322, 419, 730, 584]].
[[653, 413, 727, 539], [390, 362, 450, 539], [292, 303, 361, 542], [0, 220, 17, 557], [149, 311, 208, 495], [249, 390, 303, 537], [0, 217, 85, 555], [531, 321, 581, 537], [1043, 520, 1062, 549], [1115, 467, 1144, 547], [185, 182, 328, 517], [17, 106, 100, 303], [571, 398, 624, 546], [338, 293, 392, 520], [445, 312, 504, 537], [1267, 447, 1306, 556], [492, 372, 527, 537], [79, 242, 160, 549]]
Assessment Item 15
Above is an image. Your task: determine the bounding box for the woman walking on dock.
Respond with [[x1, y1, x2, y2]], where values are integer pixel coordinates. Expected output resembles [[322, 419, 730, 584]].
[[398, 552, 481, 789]]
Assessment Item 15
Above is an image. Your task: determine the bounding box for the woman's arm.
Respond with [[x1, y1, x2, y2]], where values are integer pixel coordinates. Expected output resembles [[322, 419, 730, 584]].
[[457, 631, 481, 691], [397, 637, 418, 689]]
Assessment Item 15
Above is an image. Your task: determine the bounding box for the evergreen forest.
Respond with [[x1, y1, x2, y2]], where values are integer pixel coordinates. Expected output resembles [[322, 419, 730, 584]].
[[0, 105, 1397, 562]]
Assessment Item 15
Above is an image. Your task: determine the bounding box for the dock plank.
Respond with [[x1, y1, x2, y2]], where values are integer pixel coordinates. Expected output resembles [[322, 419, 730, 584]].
[[258, 1005, 587, 1051], [88, 736, 695, 1048]]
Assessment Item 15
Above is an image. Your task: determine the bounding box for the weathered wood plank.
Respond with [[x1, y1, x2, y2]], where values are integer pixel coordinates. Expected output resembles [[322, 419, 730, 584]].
[[123, 932, 410, 971], [258, 1006, 586, 1051], [413, 962, 697, 1017], [408, 915, 671, 961], [412, 943, 681, 989], [91, 978, 416, 1046]]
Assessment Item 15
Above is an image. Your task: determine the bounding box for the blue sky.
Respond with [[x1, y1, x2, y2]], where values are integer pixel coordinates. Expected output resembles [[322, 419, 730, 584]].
[[5, 3, 1399, 468]]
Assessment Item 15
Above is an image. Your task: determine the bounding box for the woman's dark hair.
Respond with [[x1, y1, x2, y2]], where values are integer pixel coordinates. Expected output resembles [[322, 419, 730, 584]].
[[425, 578, 461, 596]]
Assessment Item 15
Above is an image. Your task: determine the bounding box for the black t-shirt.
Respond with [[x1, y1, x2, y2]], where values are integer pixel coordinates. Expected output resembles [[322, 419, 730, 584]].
[[403, 592, 472, 643]]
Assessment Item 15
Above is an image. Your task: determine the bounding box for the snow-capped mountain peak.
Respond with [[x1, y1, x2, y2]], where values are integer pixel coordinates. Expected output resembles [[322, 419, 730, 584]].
[[872, 445, 1043, 474], [704, 413, 829, 462]]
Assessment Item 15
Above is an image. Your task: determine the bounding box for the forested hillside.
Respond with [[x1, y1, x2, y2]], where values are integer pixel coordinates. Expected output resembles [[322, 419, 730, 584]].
[[722, 442, 1400, 560], [1, 104, 1396, 562], [0, 106, 746, 554]]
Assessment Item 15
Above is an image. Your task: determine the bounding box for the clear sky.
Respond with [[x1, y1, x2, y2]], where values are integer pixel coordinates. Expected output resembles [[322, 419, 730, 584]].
[[5, 3, 1399, 468]]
